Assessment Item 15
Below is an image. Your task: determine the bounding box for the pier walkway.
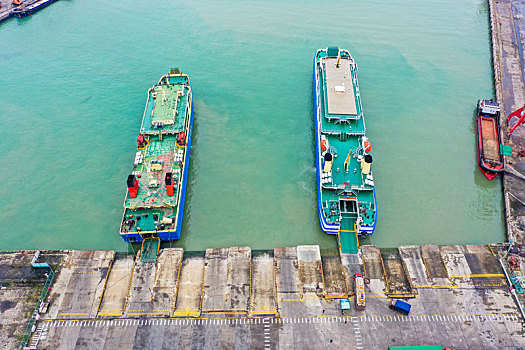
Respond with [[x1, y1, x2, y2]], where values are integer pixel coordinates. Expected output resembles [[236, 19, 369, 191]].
[[5, 245, 524, 349], [0, 0, 59, 24], [490, 0, 525, 246]]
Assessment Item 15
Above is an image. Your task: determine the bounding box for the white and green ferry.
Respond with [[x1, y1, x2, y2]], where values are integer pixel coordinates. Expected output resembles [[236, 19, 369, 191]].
[[314, 47, 377, 253]]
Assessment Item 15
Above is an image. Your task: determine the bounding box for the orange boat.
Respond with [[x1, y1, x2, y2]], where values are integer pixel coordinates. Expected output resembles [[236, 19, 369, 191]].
[[476, 100, 504, 180]]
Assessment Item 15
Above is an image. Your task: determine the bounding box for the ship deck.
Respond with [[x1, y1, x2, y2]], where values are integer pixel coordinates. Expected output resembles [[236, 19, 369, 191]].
[[324, 58, 358, 115], [316, 49, 376, 234], [481, 117, 500, 161], [320, 134, 376, 227], [121, 72, 192, 240], [141, 76, 190, 135], [124, 137, 182, 209]]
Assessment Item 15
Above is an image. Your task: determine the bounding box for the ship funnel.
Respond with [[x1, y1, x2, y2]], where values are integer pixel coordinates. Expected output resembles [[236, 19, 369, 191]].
[[361, 155, 373, 175], [137, 134, 146, 148], [323, 153, 333, 173], [127, 174, 139, 198], [165, 172, 174, 197]]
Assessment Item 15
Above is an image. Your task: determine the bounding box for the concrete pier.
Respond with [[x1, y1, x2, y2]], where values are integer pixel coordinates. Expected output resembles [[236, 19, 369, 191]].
[[250, 252, 277, 316], [0, 0, 59, 24], [125, 253, 157, 317], [46, 250, 114, 320], [489, 0, 525, 245], [3, 244, 523, 349], [173, 255, 204, 317], [201, 248, 230, 313], [296, 245, 324, 295], [225, 247, 251, 312], [151, 248, 183, 315], [321, 254, 347, 298], [98, 254, 134, 317]]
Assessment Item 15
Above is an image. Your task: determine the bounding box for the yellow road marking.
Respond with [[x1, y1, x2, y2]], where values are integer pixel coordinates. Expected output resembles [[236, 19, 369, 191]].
[[201, 311, 247, 315], [413, 285, 459, 289], [59, 313, 89, 316]]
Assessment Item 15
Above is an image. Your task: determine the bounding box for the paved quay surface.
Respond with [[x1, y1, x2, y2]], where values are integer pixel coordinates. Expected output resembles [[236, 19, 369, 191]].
[[488, 0, 525, 322], [490, 0, 525, 245], [1, 244, 522, 349], [0, 0, 54, 23], [0, 250, 68, 350]]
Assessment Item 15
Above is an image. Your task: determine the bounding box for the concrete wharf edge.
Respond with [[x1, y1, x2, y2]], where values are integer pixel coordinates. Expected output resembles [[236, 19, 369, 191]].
[[489, 0, 525, 246], [4, 244, 525, 349], [0, 0, 58, 24]]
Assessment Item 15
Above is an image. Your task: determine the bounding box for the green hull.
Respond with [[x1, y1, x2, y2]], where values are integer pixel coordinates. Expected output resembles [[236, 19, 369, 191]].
[[120, 69, 193, 243]]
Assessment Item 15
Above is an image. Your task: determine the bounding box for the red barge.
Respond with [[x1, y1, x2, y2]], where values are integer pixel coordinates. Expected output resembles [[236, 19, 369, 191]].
[[476, 99, 504, 180]]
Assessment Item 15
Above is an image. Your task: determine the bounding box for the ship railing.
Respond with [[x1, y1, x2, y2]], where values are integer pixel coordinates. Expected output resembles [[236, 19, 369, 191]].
[[321, 130, 366, 137], [350, 185, 373, 191], [322, 183, 339, 190], [351, 68, 365, 121]]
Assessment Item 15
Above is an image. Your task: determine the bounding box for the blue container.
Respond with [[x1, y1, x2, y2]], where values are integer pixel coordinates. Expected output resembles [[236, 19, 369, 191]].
[[391, 299, 411, 314]]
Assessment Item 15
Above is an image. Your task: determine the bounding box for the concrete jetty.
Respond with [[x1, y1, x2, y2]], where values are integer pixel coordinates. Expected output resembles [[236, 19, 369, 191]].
[[486, 0, 525, 319], [3, 245, 525, 349], [489, 0, 525, 245], [0, 0, 59, 24]]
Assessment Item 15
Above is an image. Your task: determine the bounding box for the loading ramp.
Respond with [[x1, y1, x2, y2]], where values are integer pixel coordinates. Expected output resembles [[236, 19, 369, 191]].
[[140, 237, 160, 262], [339, 218, 359, 254]]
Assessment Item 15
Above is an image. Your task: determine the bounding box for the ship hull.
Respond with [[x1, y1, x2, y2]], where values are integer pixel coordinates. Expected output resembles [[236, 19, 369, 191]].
[[120, 72, 194, 243], [475, 100, 503, 180], [313, 48, 376, 236]]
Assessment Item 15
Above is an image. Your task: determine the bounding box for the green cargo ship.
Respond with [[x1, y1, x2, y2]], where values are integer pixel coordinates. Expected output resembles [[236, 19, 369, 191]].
[[120, 69, 193, 243]]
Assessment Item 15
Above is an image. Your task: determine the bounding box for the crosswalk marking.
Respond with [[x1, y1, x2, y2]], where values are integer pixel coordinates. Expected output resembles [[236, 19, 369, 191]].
[[44, 313, 521, 329]]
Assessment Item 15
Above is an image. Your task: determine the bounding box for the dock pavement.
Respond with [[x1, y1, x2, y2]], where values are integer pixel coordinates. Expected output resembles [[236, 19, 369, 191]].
[[487, 0, 525, 321], [490, 0, 525, 245], [3, 245, 525, 349], [0, 0, 59, 24]]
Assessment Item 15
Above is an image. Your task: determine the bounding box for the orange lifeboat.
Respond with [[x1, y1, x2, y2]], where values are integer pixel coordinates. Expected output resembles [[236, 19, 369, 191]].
[[362, 136, 371, 153], [320, 135, 328, 152], [364, 140, 371, 153], [12, 0, 21, 5]]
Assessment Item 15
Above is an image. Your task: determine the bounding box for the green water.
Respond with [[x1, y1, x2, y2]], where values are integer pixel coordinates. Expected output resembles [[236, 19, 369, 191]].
[[0, 0, 504, 251]]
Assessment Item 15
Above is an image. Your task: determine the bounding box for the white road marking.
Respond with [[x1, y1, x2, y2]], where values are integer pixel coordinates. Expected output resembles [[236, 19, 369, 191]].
[[47, 311, 522, 331]]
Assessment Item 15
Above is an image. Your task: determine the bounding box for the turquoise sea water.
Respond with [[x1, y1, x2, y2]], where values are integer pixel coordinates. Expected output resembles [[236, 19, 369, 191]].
[[0, 0, 504, 251]]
